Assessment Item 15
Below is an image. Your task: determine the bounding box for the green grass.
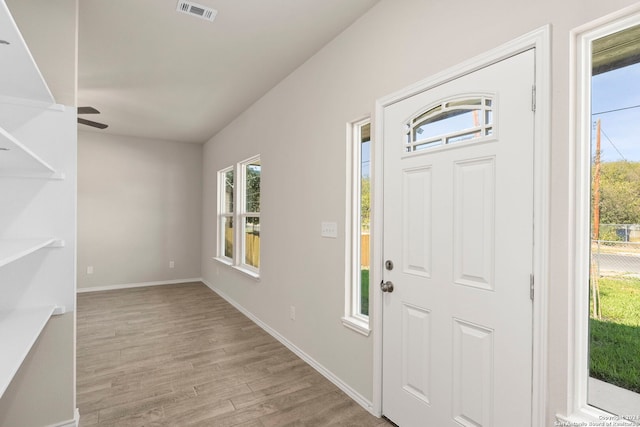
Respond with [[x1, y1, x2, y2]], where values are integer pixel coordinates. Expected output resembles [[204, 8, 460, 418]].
[[594, 277, 640, 326], [589, 276, 640, 393], [361, 269, 369, 316]]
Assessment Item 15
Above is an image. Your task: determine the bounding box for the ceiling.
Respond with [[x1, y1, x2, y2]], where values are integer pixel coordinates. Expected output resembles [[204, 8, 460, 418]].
[[78, 0, 380, 143]]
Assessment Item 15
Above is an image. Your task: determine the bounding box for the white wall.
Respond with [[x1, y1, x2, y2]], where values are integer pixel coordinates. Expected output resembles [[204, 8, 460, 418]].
[[78, 131, 203, 289], [202, 0, 640, 423]]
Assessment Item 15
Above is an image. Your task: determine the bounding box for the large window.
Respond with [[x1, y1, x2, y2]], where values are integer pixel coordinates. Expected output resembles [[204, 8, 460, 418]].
[[572, 12, 640, 423], [343, 118, 371, 335], [217, 155, 261, 277], [587, 23, 640, 416]]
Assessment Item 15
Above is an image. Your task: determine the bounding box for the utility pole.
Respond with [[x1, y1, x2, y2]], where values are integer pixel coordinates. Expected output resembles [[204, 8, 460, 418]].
[[594, 119, 601, 246], [592, 119, 602, 319]]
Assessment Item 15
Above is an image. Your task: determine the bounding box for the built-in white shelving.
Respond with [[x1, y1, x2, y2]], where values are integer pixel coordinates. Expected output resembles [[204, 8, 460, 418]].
[[0, 0, 74, 407], [0, 306, 56, 397], [0, 0, 63, 179], [0, 1, 54, 104], [0, 126, 60, 178], [0, 237, 63, 399], [0, 238, 62, 268]]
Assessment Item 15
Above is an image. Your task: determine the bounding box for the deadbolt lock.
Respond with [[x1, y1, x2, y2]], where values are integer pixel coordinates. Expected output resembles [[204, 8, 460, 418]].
[[385, 260, 394, 271]]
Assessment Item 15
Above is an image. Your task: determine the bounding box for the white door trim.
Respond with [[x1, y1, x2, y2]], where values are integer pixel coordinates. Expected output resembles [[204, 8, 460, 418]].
[[564, 5, 640, 424], [371, 25, 551, 426]]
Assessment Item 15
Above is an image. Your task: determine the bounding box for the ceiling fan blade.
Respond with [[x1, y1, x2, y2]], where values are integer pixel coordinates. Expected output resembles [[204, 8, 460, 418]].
[[78, 106, 100, 114], [78, 117, 108, 129]]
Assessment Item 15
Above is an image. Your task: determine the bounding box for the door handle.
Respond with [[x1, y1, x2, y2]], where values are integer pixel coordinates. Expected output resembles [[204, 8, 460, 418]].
[[380, 280, 394, 293]]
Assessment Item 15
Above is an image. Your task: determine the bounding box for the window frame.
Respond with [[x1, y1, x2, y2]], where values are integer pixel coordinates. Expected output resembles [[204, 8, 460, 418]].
[[404, 94, 496, 153], [342, 117, 371, 336], [565, 7, 640, 424], [218, 166, 234, 263], [239, 156, 261, 275], [216, 155, 261, 279]]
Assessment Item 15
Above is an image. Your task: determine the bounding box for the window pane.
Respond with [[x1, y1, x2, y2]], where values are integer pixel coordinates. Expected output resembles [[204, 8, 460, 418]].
[[223, 216, 233, 258], [415, 140, 443, 151], [414, 109, 477, 141], [245, 217, 260, 268], [406, 97, 493, 153], [588, 25, 640, 413], [413, 105, 442, 125], [447, 130, 482, 145], [360, 122, 371, 143], [246, 161, 261, 213], [360, 128, 371, 317], [224, 169, 234, 213], [360, 269, 369, 316]]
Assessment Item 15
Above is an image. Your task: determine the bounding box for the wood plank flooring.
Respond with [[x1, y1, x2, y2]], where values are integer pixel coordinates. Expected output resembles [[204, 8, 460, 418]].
[[77, 282, 390, 426]]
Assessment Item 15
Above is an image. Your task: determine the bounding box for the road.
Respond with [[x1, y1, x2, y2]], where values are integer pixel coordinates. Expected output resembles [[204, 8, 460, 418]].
[[593, 252, 640, 273]]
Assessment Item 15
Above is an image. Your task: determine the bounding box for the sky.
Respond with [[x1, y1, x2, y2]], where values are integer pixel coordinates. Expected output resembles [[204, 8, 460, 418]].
[[591, 62, 640, 162]]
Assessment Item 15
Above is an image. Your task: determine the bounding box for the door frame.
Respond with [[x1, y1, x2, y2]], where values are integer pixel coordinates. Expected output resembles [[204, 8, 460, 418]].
[[371, 26, 551, 426]]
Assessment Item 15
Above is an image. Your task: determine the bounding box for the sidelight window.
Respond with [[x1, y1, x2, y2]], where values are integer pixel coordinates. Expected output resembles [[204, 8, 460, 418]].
[[219, 167, 234, 261], [343, 118, 371, 335], [571, 12, 640, 423]]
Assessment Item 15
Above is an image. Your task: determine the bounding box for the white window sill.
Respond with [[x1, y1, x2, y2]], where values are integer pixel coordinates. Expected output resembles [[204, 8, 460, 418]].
[[341, 316, 370, 337], [233, 265, 260, 280], [214, 257, 233, 266], [213, 257, 260, 280]]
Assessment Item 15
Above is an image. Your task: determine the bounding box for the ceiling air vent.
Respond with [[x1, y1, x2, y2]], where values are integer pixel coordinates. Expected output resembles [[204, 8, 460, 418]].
[[176, 1, 217, 22]]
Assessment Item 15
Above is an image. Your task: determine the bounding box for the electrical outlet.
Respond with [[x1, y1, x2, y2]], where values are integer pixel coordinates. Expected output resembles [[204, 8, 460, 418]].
[[321, 221, 338, 238], [87, 266, 94, 275], [169, 261, 175, 268], [290, 305, 296, 321]]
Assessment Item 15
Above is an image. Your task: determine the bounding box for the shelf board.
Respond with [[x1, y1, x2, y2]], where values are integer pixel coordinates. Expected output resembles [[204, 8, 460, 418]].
[[0, 2, 55, 105], [0, 238, 58, 268], [0, 125, 58, 178], [0, 306, 55, 397]]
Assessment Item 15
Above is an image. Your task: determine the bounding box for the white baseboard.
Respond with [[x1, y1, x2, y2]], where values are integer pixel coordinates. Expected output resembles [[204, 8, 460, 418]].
[[45, 408, 79, 427], [201, 279, 376, 417], [77, 278, 203, 293]]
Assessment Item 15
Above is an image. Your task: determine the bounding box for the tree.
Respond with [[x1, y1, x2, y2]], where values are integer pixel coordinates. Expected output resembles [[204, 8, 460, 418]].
[[594, 161, 640, 227], [246, 165, 261, 227], [361, 177, 370, 230], [246, 165, 260, 210]]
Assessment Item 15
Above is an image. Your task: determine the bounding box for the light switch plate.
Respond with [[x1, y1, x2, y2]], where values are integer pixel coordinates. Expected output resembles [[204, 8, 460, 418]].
[[321, 221, 338, 238]]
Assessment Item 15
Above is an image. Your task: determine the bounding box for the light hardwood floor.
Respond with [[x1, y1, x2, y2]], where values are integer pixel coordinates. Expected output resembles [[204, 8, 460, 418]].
[[77, 282, 391, 426]]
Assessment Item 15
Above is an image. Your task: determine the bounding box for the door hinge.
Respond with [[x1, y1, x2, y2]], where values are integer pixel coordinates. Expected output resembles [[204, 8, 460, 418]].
[[531, 85, 537, 112], [530, 274, 535, 301]]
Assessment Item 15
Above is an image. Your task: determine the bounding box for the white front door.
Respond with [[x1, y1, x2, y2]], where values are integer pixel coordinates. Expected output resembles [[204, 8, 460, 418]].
[[381, 49, 535, 427]]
